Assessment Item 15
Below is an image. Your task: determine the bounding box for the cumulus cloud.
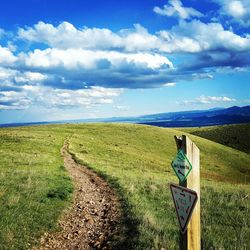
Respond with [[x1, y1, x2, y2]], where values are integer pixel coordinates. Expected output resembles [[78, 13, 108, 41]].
[[14, 72, 47, 83], [14, 48, 173, 89], [21, 48, 173, 70], [0, 64, 123, 110], [153, 0, 203, 20], [157, 20, 250, 71], [18, 22, 161, 52], [33, 86, 122, 108], [14, 20, 250, 85], [18, 21, 121, 50], [18, 20, 250, 55], [226, 1, 246, 17], [212, 0, 250, 27], [159, 20, 250, 53], [1, 18, 250, 110], [0, 85, 122, 110], [0, 90, 31, 110], [0, 46, 17, 64]]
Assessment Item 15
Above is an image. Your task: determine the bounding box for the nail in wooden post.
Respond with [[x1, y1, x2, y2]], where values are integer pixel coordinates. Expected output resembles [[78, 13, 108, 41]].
[[174, 135, 200, 250]]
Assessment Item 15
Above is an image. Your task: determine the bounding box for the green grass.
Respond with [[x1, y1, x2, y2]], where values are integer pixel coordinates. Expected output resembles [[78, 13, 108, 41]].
[[0, 126, 73, 250], [0, 123, 249, 249], [179, 123, 250, 153], [68, 123, 250, 249]]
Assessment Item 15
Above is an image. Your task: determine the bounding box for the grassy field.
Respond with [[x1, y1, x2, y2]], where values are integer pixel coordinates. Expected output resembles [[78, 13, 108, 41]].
[[179, 123, 250, 153], [0, 126, 73, 250], [0, 123, 249, 249], [68, 124, 250, 249]]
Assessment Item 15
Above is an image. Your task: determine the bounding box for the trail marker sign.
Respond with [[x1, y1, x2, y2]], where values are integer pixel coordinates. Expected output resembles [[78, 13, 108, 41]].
[[170, 183, 198, 233], [171, 149, 192, 182]]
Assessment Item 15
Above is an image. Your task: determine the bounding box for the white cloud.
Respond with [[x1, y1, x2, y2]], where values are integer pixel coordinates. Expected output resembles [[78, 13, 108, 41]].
[[120, 24, 161, 52], [0, 67, 47, 94], [17, 20, 250, 55], [158, 20, 250, 53], [0, 67, 15, 80], [163, 82, 176, 87], [29, 86, 122, 108], [1, 20, 248, 98], [213, 0, 250, 27], [0, 62, 124, 110], [153, 0, 203, 20], [14, 72, 47, 83], [1, 19, 250, 111], [18, 22, 161, 52], [18, 21, 122, 50], [227, 1, 246, 17], [181, 95, 236, 105], [197, 95, 236, 104], [0, 85, 122, 110], [0, 45, 175, 99], [0, 46, 17, 64], [21, 48, 173, 70], [0, 90, 31, 110], [14, 47, 174, 89]]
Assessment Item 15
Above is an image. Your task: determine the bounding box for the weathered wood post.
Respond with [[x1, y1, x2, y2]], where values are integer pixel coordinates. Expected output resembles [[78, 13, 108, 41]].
[[174, 135, 200, 250]]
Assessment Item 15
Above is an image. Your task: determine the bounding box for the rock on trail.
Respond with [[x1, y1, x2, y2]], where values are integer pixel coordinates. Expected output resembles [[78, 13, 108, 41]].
[[34, 141, 122, 250]]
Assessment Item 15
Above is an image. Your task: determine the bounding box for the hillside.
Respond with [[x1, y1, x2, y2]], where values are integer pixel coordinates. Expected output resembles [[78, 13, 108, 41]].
[[0, 126, 73, 249], [0, 124, 249, 249], [179, 123, 250, 153], [68, 124, 250, 249]]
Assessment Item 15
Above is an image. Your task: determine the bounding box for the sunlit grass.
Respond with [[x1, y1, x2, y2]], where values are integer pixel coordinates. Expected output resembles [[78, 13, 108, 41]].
[[68, 123, 250, 249], [0, 126, 73, 249], [0, 123, 249, 249]]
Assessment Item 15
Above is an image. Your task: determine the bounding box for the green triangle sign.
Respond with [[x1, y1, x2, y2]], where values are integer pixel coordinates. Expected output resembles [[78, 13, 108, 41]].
[[171, 149, 192, 182]]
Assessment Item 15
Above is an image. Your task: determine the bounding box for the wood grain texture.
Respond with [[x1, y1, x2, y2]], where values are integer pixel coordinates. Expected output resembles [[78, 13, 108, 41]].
[[175, 135, 200, 250]]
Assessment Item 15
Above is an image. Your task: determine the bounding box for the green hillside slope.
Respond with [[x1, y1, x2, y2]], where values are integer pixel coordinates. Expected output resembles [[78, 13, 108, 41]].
[[179, 123, 250, 153], [0, 124, 249, 249], [68, 124, 250, 249], [0, 126, 73, 249]]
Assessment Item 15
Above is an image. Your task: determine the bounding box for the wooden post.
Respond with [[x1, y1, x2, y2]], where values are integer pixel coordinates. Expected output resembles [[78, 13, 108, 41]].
[[174, 135, 200, 250]]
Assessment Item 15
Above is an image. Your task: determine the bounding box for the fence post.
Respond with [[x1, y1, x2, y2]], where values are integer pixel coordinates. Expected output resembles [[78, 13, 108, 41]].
[[174, 135, 201, 250]]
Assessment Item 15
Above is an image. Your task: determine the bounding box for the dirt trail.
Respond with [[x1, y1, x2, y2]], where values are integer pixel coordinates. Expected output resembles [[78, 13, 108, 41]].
[[34, 141, 122, 250]]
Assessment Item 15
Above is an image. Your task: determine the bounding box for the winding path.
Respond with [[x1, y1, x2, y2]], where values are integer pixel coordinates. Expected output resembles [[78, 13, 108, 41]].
[[34, 141, 122, 250]]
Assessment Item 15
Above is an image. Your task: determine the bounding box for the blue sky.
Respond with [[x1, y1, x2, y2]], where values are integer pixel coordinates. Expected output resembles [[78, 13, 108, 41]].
[[0, 0, 250, 123]]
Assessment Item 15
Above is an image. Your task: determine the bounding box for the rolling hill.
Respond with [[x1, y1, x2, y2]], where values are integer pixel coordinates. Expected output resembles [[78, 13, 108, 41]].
[[0, 124, 249, 249], [179, 123, 250, 153]]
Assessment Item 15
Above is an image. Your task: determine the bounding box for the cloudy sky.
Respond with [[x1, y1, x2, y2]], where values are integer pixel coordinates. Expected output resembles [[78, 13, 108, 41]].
[[0, 0, 250, 123]]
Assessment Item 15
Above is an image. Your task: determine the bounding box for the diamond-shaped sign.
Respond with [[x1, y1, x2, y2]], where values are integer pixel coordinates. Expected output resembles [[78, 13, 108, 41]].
[[170, 183, 198, 233], [171, 149, 192, 182]]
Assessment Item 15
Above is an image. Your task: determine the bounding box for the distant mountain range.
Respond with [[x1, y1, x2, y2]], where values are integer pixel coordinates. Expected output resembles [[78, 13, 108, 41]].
[[138, 105, 250, 127], [1, 105, 250, 128]]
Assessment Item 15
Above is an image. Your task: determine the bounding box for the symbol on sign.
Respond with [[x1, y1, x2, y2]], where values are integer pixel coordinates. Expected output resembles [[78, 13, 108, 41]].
[[178, 170, 184, 176], [170, 183, 198, 233], [171, 149, 192, 182]]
